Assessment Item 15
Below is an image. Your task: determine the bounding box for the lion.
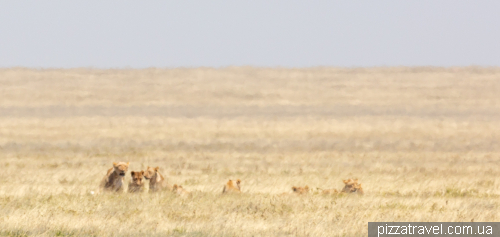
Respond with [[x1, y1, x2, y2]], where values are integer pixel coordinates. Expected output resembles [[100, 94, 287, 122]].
[[317, 179, 363, 195], [172, 184, 191, 197], [292, 186, 309, 194], [318, 188, 339, 195], [144, 166, 172, 192], [222, 179, 241, 194], [128, 171, 145, 193], [341, 179, 363, 194], [353, 183, 364, 195], [100, 162, 129, 192]]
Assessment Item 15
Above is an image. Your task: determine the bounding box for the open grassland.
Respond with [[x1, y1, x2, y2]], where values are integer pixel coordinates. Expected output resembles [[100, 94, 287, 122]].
[[0, 67, 500, 236]]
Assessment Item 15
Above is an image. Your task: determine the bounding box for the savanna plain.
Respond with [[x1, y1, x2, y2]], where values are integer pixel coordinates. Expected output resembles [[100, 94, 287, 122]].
[[1, 67, 500, 236]]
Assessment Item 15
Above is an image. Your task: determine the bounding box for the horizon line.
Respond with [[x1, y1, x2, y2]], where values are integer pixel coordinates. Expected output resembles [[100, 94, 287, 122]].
[[1, 65, 500, 70]]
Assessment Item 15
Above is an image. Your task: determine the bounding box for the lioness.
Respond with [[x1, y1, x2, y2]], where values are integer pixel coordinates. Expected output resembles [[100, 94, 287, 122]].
[[319, 188, 339, 195], [353, 183, 364, 195], [128, 171, 145, 193], [292, 186, 309, 194], [172, 184, 191, 197], [100, 162, 129, 192], [341, 179, 363, 194], [222, 179, 241, 194], [144, 166, 172, 192]]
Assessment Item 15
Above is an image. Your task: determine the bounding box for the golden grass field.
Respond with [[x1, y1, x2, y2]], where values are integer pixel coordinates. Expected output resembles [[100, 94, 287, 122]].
[[0, 67, 500, 236]]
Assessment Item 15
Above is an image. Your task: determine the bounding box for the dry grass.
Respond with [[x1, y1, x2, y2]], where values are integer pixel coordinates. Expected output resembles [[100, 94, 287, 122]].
[[0, 67, 500, 236]]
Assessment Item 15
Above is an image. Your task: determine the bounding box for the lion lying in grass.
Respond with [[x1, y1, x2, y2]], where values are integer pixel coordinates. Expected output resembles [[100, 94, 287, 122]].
[[318, 179, 364, 195], [341, 179, 364, 194], [172, 184, 191, 197], [318, 188, 339, 194], [222, 179, 241, 194], [292, 186, 310, 194]]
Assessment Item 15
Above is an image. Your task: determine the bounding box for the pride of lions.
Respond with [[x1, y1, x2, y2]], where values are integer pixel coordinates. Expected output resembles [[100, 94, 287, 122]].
[[100, 162, 364, 196]]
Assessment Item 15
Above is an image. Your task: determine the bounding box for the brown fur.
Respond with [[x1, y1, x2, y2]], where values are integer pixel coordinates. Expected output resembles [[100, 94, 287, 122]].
[[353, 183, 364, 195], [100, 162, 129, 192], [292, 186, 309, 194], [222, 179, 241, 194], [128, 171, 145, 193], [320, 188, 339, 195], [144, 166, 172, 192], [341, 179, 363, 195], [172, 184, 191, 197], [317, 179, 363, 195]]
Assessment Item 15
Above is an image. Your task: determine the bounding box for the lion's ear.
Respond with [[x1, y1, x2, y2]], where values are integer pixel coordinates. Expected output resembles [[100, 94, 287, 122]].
[[113, 162, 118, 167], [131, 171, 135, 176], [236, 179, 241, 184], [141, 171, 145, 175], [343, 179, 348, 184], [155, 166, 159, 171]]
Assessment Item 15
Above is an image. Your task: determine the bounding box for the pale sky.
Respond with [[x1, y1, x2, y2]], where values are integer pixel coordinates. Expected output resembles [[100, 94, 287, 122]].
[[1, 1, 499, 68]]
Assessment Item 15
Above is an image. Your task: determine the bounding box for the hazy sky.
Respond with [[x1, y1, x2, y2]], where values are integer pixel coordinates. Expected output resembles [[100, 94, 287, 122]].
[[1, 1, 499, 68]]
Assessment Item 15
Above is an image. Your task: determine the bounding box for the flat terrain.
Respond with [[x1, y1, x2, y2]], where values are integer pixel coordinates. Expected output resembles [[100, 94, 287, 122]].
[[0, 67, 500, 236]]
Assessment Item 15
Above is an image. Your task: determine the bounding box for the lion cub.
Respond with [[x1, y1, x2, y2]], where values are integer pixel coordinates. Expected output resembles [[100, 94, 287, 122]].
[[222, 179, 241, 194], [144, 166, 172, 192], [172, 184, 191, 197], [100, 162, 130, 192], [128, 171, 145, 193], [292, 186, 310, 194]]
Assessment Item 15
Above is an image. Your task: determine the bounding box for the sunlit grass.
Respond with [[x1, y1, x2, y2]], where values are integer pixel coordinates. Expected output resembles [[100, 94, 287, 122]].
[[0, 67, 499, 236]]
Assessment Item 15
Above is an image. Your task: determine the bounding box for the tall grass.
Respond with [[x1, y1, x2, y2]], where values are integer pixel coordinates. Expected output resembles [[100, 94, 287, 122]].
[[0, 67, 499, 236]]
